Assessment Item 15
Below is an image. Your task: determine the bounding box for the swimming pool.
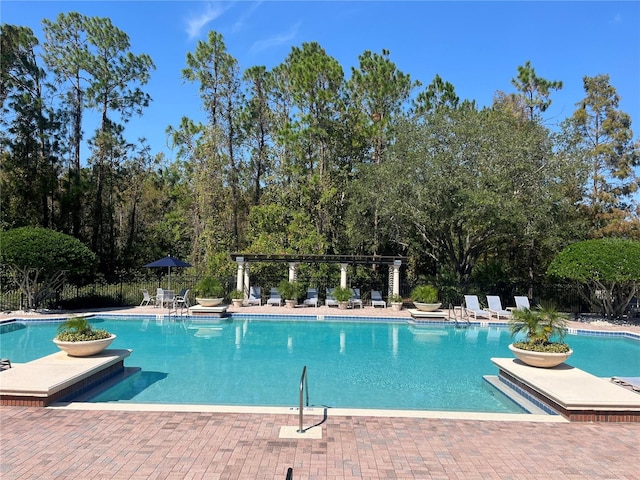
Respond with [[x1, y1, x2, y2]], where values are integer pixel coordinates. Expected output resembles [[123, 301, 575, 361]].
[[1, 316, 639, 413]]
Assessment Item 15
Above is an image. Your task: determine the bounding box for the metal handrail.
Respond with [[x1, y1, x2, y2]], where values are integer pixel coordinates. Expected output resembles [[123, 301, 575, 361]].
[[298, 365, 309, 433], [450, 303, 470, 328]]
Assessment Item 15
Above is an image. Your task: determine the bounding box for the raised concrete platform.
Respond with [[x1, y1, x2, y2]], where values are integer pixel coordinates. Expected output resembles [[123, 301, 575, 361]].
[[407, 309, 448, 319], [188, 304, 229, 317], [0, 349, 131, 406], [492, 357, 640, 422]]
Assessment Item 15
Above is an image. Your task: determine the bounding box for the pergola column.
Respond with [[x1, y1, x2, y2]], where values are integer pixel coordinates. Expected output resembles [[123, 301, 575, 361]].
[[288, 262, 298, 282], [243, 263, 250, 298], [340, 263, 348, 288], [392, 260, 401, 296], [236, 257, 245, 293]]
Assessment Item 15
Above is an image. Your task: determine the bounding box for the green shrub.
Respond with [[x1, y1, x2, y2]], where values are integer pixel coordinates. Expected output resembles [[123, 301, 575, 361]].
[[194, 277, 223, 297], [410, 285, 438, 303], [56, 317, 111, 342], [509, 305, 570, 352], [389, 294, 403, 303], [278, 280, 304, 300], [332, 286, 352, 303]]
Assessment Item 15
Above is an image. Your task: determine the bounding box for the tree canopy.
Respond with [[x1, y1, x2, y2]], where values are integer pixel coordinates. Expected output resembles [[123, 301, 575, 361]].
[[547, 238, 640, 318], [0, 227, 97, 308]]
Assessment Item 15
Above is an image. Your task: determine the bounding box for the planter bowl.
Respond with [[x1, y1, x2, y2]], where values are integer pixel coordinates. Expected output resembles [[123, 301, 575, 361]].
[[413, 302, 442, 312], [53, 334, 116, 357], [508, 343, 573, 368], [390, 302, 403, 311], [196, 297, 223, 307]]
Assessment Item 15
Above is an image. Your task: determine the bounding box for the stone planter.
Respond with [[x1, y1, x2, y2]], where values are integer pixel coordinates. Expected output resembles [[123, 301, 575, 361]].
[[231, 299, 244, 308], [508, 344, 573, 368], [413, 302, 442, 312], [285, 299, 297, 308], [53, 334, 116, 357], [390, 302, 403, 311], [338, 301, 349, 310], [196, 297, 223, 307]]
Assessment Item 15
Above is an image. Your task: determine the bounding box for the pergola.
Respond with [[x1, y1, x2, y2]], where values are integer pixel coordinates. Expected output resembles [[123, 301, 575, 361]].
[[229, 253, 409, 299]]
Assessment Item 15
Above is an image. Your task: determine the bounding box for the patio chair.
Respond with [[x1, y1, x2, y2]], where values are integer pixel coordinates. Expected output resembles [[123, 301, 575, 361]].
[[140, 289, 155, 306], [350, 288, 363, 309], [303, 288, 319, 307], [371, 290, 386, 308], [486, 295, 512, 320], [247, 286, 262, 306], [325, 288, 339, 307], [514, 296, 531, 310], [175, 289, 190, 310], [267, 287, 283, 306], [463, 295, 491, 321], [155, 288, 165, 307], [162, 289, 176, 309]]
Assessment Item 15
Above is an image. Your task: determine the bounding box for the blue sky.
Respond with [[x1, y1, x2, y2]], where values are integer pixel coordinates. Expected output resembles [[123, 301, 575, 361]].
[[2, 1, 639, 161]]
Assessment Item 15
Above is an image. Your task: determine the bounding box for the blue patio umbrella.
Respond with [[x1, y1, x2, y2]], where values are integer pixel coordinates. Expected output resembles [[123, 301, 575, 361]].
[[143, 255, 192, 289]]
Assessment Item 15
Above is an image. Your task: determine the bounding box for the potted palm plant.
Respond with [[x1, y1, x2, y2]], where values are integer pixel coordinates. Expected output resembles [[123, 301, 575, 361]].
[[332, 286, 353, 310], [389, 293, 404, 311], [508, 305, 572, 368], [194, 277, 224, 306], [230, 289, 244, 308], [410, 285, 441, 311], [53, 317, 116, 357], [278, 280, 304, 308]]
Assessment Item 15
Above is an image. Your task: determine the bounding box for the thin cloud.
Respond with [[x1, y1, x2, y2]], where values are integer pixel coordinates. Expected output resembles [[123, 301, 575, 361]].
[[232, 0, 264, 33], [185, 2, 228, 40], [611, 13, 622, 24], [250, 21, 301, 53]]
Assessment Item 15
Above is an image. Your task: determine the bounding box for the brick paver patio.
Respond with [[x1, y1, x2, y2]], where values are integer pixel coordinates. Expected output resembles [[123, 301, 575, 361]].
[[1, 406, 638, 479]]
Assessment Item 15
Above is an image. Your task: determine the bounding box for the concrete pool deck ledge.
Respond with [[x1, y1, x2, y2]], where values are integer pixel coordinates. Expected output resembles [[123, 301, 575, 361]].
[[492, 357, 640, 422], [0, 349, 131, 406]]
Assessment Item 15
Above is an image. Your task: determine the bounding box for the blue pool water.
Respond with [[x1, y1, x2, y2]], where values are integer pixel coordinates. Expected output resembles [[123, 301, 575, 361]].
[[1, 316, 639, 413]]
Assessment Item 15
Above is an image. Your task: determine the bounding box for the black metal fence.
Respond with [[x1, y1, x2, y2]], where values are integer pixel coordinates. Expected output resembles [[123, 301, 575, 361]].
[[0, 273, 590, 314]]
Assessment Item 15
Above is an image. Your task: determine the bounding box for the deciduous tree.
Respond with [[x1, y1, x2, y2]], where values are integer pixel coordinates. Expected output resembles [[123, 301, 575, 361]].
[[547, 238, 640, 318], [0, 227, 96, 309]]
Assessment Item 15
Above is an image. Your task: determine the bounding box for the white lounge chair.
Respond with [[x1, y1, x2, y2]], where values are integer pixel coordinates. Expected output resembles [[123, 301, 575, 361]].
[[247, 286, 262, 306], [486, 295, 511, 320], [303, 288, 319, 307], [514, 296, 531, 310], [140, 289, 155, 306], [267, 287, 283, 306], [325, 288, 339, 307], [350, 288, 363, 308], [463, 295, 491, 320], [371, 290, 386, 308]]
